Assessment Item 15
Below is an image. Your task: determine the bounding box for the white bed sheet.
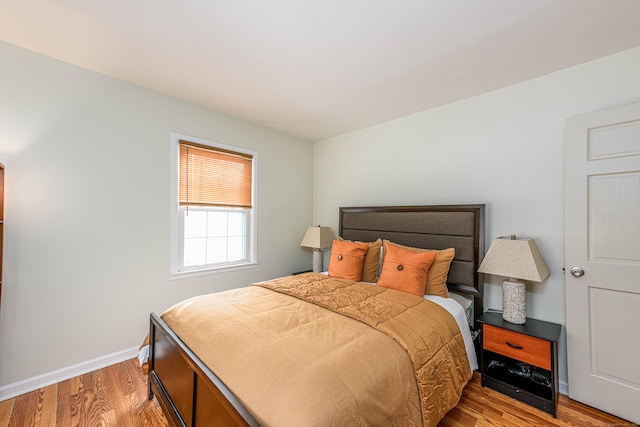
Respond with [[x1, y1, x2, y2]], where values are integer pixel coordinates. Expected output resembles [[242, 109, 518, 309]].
[[448, 291, 473, 325], [424, 294, 478, 371]]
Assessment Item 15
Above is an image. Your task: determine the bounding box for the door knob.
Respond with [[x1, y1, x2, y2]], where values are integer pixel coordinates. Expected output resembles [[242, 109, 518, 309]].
[[570, 267, 585, 277]]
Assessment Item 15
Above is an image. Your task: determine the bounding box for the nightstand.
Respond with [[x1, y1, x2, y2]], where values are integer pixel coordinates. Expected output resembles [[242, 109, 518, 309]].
[[477, 312, 561, 417]]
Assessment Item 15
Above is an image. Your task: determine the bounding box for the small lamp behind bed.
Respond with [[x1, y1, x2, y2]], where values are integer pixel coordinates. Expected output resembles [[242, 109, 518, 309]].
[[478, 235, 550, 324], [301, 225, 334, 272]]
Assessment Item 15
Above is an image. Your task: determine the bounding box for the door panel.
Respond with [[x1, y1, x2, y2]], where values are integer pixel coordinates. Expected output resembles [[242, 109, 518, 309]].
[[588, 119, 640, 160], [565, 101, 640, 424], [589, 287, 640, 389], [588, 172, 640, 263]]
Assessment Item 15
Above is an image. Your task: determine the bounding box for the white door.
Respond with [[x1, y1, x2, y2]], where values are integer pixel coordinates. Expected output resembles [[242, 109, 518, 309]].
[[565, 101, 640, 424]]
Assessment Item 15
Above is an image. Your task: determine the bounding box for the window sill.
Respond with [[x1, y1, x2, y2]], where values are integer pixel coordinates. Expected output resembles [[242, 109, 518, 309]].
[[170, 261, 259, 280]]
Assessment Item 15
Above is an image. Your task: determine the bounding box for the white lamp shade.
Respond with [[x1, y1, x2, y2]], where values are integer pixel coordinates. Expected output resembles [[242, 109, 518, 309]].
[[300, 226, 334, 250], [478, 235, 550, 282]]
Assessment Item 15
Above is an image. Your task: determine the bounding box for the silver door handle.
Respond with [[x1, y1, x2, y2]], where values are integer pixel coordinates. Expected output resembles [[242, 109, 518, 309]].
[[570, 267, 585, 277]]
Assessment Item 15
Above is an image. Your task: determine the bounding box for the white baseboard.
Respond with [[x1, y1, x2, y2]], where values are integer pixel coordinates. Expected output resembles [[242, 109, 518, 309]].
[[0, 346, 139, 401], [559, 380, 568, 396]]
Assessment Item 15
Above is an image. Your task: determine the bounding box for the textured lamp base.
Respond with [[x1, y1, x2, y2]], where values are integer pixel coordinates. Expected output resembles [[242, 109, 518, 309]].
[[312, 249, 324, 273], [502, 279, 527, 324]]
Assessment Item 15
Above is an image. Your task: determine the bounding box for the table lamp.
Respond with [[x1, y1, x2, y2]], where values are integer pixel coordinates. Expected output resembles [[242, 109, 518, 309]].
[[478, 235, 550, 324], [300, 226, 334, 272]]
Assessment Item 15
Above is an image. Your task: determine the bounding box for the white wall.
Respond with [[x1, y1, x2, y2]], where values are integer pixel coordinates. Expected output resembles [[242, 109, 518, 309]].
[[3, 38, 640, 396], [0, 42, 313, 389], [313, 46, 640, 385]]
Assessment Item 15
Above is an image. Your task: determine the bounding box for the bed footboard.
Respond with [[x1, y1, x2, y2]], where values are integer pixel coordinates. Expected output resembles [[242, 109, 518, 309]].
[[148, 313, 260, 427]]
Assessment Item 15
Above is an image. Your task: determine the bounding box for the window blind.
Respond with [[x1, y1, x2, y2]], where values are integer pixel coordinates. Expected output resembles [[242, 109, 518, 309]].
[[179, 140, 253, 208]]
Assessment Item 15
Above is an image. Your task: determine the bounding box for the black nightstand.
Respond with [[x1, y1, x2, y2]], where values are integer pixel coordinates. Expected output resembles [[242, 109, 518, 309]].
[[477, 312, 561, 417]]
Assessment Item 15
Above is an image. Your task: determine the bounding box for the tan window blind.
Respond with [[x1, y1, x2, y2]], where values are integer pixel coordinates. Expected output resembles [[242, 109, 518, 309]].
[[179, 140, 253, 208]]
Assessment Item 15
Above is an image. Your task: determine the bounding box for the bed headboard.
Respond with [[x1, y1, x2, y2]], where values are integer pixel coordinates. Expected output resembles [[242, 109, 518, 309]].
[[339, 204, 485, 328]]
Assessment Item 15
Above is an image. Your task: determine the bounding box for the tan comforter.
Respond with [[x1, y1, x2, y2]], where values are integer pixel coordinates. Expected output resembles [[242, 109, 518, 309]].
[[158, 273, 472, 426]]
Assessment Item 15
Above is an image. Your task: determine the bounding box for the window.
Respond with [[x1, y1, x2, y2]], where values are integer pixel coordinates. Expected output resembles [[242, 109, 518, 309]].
[[171, 135, 257, 277]]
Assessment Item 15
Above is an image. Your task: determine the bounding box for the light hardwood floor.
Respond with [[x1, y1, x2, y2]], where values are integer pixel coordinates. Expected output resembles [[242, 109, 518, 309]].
[[0, 358, 633, 426]]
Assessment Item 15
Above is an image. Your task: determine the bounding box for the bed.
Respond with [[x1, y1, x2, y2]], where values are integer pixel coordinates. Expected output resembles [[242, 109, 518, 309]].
[[146, 204, 485, 427]]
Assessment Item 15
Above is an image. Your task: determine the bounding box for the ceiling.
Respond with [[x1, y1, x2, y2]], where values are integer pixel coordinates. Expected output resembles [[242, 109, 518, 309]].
[[2, 1, 640, 141]]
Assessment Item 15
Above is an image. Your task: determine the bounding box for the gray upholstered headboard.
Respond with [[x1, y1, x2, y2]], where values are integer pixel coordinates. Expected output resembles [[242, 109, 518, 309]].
[[339, 204, 485, 328]]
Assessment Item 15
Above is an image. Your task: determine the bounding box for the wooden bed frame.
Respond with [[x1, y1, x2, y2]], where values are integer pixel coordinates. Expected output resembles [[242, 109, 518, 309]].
[[148, 204, 485, 427]]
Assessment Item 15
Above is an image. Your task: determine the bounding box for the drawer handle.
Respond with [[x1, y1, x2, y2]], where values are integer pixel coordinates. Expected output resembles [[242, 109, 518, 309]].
[[505, 341, 523, 350]]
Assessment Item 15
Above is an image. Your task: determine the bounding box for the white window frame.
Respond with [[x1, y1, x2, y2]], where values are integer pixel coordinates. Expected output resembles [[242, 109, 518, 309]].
[[170, 133, 258, 279]]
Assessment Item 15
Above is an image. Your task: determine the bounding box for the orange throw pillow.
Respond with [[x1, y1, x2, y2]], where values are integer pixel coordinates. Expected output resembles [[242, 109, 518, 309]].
[[338, 237, 382, 282], [378, 243, 437, 296], [328, 240, 369, 281], [382, 240, 454, 298], [426, 247, 455, 297]]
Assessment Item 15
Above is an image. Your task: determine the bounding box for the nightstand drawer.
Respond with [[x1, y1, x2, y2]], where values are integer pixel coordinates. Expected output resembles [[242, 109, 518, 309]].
[[483, 324, 551, 370]]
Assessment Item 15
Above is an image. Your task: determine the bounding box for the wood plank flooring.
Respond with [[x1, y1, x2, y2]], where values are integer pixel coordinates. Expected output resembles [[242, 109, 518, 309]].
[[0, 359, 167, 427], [442, 373, 633, 427], [0, 359, 633, 426]]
